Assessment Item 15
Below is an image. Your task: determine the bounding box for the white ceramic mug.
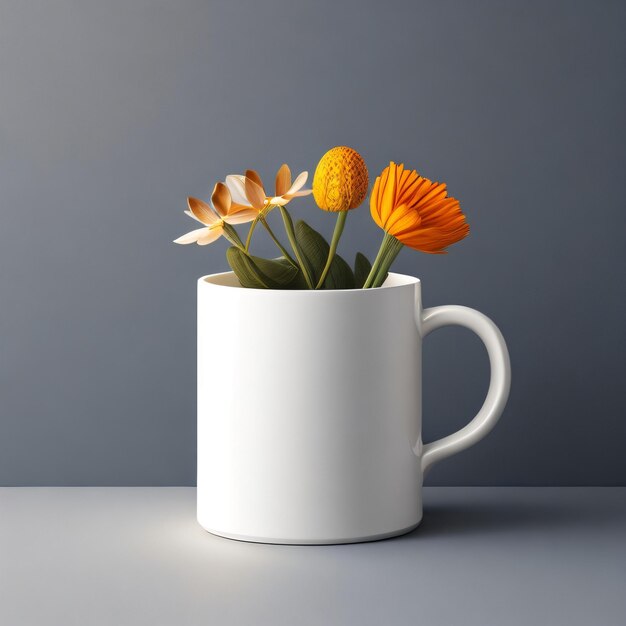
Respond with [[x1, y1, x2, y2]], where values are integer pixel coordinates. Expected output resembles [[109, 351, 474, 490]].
[[197, 272, 511, 544]]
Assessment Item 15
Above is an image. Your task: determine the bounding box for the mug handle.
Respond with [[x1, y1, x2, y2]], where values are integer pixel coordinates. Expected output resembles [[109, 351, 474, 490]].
[[419, 305, 511, 476]]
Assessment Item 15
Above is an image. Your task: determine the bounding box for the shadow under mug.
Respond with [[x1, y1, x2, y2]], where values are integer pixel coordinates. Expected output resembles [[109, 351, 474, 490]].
[[197, 272, 511, 544]]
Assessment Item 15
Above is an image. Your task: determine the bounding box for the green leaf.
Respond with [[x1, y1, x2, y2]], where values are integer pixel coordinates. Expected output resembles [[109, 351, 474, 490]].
[[226, 247, 267, 288], [226, 247, 299, 289], [285, 267, 309, 290], [325, 253, 355, 289], [354, 252, 372, 288], [294, 220, 355, 289], [254, 256, 300, 287], [294, 220, 327, 286]]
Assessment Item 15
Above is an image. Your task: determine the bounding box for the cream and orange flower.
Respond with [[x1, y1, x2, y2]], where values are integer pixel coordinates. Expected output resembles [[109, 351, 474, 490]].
[[370, 162, 469, 253], [225, 164, 312, 213], [174, 183, 258, 246]]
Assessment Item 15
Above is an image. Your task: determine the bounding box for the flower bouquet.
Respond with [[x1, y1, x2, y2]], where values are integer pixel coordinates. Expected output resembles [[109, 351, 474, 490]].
[[175, 146, 470, 288], [186, 148, 509, 545]]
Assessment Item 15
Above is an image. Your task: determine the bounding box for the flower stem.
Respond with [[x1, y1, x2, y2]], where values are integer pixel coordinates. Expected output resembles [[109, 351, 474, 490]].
[[363, 233, 390, 288], [315, 210, 347, 289], [260, 217, 298, 267], [362, 233, 403, 288], [245, 214, 263, 252], [372, 240, 402, 287], [278, 206, 314, 289]]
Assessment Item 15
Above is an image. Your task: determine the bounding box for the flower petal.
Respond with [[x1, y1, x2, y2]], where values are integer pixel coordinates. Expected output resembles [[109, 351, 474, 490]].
[[230, 201, 258, 213], [245, 169, 265, 192], [174, 226, 211, 244], [385, 204, 422, 236], [380, 162, 397, 226], [419, 197, 461, 225], [245, 175, 267, 210], [197, 225, 224, 245], [285, 171, 308, 196], [269, 195, 288, 206], [275, 163, 291, 196], [369, 176, 382, 226], [224, 209, 259, 224], [188, 197, 219, 225], [398, 220, 469, 253], [416, 182, 448, 207], [282, 188, 312, 201], [211, 182, 231, 218], [185, 209, 204, 223], [396, 169, 422, 207], [225, 175, 250, 206]]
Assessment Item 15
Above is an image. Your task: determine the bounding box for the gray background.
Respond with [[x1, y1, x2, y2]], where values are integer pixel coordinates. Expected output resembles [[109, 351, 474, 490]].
[[1, 0, 624, 486]]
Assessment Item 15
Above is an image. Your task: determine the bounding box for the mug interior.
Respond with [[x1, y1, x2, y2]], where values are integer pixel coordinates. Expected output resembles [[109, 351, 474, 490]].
[[201, 271, 419, 292]]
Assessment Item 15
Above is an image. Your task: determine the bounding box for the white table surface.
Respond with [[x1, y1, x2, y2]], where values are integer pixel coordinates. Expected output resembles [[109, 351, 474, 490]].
[[1, 487, 625, 626]]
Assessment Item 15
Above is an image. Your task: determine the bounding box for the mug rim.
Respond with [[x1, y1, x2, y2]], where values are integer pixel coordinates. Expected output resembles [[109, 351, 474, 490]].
[[199, 271, 420, 293]]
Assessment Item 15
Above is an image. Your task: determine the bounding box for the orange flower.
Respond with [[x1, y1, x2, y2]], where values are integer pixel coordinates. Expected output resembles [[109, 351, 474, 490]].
[[173, 183, 257, 246], [370, 162, 469, 253]]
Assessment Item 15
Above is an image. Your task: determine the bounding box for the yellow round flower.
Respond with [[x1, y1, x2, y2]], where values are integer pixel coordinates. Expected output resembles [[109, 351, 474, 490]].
[[312, 146, 369, 212]]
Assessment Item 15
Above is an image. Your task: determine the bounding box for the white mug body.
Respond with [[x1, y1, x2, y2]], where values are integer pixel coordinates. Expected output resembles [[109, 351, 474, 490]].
[[197, 272, 510, 544]]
